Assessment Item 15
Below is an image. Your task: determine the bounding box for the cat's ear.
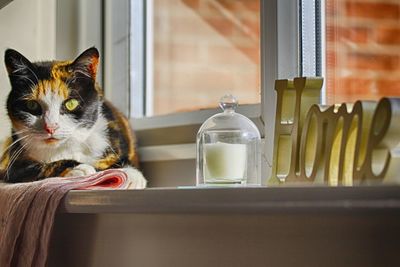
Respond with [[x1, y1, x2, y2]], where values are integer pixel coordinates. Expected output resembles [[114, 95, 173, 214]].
[[4, 49, 35, 77], [70, 47, 99, 80]]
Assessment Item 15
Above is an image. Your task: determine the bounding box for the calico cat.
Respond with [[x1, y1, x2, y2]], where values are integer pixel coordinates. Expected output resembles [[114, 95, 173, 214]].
[[0, 47, 146, 189]]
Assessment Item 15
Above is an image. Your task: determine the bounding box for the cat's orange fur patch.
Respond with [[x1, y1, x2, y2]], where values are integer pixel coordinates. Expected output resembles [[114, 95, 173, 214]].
[[89, 56, 99, 79], [51, 61, 73, 80], [95, 154, 120, 170], [59, 167, 73, 177], [30, 79, 69, 100], [0, 138, 12, 170]]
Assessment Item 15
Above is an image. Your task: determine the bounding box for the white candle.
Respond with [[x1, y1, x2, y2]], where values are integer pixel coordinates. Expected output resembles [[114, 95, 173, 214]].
[[204, 142, 247, 183]]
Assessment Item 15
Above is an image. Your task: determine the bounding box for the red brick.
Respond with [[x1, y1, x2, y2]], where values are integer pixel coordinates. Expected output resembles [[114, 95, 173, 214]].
[[326, 25, 335, 43], [376, 79, 400, 95], [241, 18, 260, 38], [335, 77, 374, 95], [201, 0, 226, 18], [338, 93, 376, 103], [343, 27, 370, 43], [347, 53, 399, 71], [182, 0, 200, 9], [243, 0, 260, 12], [327, 25, 370, 43], [327, 88, 380, 104], [237, 46, 260, 64], [218, 0, 259, 13], [326, 51, 337, 67], [197, 0, 259, 37], [325, 74, 383, 104], [207, 17, 234, 35], [345, 2, 400, 20], [218, 0, 243, 12], [376, 26, 400, 45], [326, 0, 338, 16]]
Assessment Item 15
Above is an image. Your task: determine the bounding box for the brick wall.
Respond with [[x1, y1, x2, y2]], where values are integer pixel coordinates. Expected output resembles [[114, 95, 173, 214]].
[[326, 0, 400, 104], [152, 0, 400, 115], [153, 0, 260, 115]]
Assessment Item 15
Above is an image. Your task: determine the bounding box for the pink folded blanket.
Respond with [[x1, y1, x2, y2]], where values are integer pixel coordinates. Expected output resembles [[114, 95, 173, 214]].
[[0, 169, 130, 267]]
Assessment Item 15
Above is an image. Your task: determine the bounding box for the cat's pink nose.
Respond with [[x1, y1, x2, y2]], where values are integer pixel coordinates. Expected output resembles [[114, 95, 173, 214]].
[[44, 123, 59, 134]]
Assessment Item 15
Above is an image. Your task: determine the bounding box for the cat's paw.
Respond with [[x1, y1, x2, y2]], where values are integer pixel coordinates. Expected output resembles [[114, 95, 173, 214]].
[[63, 164, 97, 177], [122, 167, 147, 189]]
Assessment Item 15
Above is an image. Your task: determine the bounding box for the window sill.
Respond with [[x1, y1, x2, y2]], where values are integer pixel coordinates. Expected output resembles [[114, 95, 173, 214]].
[[133, 104, 262, 146], [59, 185, 400, 214]]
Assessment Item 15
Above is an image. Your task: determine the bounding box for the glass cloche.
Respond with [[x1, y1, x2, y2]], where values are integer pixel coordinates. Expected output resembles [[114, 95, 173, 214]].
[[196, 95, 261, 186]]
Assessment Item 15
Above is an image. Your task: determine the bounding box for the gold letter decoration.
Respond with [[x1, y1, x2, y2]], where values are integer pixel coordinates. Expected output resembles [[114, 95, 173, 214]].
[[269, 77, 400, 186]]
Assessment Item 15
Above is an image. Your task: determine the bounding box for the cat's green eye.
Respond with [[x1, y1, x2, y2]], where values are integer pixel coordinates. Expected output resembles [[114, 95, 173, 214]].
[[65, 99, 79, 111], [26, 100, 39, 111]]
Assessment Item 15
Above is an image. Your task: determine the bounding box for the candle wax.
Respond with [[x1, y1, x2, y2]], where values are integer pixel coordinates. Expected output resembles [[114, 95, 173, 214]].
[[204, 142, 247, 184]]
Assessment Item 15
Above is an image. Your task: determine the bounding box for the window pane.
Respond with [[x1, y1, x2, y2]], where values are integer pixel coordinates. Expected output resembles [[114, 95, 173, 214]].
[[150, 0, 260, 116], [326, 0, 400, 104]]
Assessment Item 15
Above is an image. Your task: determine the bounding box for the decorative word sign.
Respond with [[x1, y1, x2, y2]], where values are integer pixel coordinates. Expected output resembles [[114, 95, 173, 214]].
[[269, 77, 400, 186]]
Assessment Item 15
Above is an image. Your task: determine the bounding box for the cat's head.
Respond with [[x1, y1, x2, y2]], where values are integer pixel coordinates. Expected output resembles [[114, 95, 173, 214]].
[[4, 47, 102, 147]]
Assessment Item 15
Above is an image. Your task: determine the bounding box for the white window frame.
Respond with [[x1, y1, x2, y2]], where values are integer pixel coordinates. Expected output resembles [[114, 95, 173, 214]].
[[104, 0, 322, 183]]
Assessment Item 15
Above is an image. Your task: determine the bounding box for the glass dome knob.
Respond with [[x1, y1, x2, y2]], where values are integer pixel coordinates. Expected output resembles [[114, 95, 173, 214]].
[[219, 94, 238, 113]]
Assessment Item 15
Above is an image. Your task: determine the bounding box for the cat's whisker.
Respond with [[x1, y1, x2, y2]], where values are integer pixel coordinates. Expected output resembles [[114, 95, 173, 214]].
[[2, 134, 31, 154], [10, 74, 36, 88], [76, 118, 98, 126], [8, 144, 31, 179], [7, 147, 24, 173], [12, 129, 31, 136], [0, 135, 29, 168], [66, 76, 86, 87], [67, 76, 93, 88], [108, 145, 120, 160], [19, 58, 39, 84], [5, 137, 31, 180], [54, 134, 72, 138], [79, 118, 96, 123], [76, 92, 85, 104], [77, 122, 93, 126], [74, 66, 92, 79], [65, 77, 74, 87]]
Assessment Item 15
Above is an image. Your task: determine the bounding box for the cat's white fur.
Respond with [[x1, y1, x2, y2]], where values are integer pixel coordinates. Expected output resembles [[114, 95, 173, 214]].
[[18, 88, 146, 189]]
